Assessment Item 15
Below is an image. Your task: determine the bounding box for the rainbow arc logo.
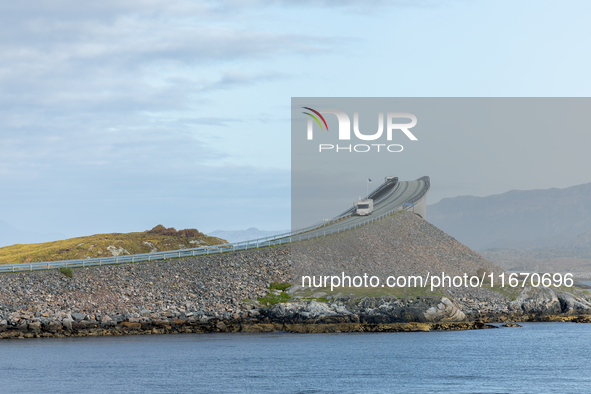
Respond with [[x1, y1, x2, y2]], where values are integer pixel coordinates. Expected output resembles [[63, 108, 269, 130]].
[[302, 107, 328, 131]]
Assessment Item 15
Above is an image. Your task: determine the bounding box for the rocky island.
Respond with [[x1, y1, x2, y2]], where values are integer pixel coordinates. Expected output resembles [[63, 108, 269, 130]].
[[2, 212, 591, 339]]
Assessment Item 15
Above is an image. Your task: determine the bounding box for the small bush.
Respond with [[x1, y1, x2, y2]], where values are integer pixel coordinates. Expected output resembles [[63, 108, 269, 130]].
[[59, 266, 73, 278], [147, 225, 203, 238], [269, 282, 292, 291], [258, 292, 290, 306], [147, 224, 176, 236]]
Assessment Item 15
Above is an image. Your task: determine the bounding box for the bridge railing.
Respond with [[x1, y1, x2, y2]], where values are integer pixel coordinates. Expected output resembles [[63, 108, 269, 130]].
[[0, 177, 429, 273]]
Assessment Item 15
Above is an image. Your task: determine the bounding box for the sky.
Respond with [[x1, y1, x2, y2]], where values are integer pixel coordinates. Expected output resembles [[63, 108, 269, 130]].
[[289, 97, 591, 228], [1, 0, 591, 245]]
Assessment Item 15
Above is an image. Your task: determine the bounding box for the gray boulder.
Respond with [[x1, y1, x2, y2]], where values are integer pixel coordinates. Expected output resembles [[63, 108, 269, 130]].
[[557, 292, 591, 314], [423, 297, 466, 322], [511, 286, 561, 315], [62, 317, 74, 330], [71, 313, 86, 321], [269, 303, 299, 319], [304, 301, 336, 317]]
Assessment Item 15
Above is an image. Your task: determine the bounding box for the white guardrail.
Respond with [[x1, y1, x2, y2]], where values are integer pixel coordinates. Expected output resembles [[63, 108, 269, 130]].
[[0, 177, 430, 274]]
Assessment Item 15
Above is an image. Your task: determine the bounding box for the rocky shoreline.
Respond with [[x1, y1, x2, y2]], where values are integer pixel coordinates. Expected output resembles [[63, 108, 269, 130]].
[[3, 212, 591, 340], [3, 251, 591, 340], [3, 306, 591, 340], [3, 290, 591, 339], [0, 316, 499, 339]]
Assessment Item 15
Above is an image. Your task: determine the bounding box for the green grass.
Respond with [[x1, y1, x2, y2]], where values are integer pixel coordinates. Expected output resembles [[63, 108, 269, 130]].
[[269, 282, 292, 291], [257, 292, 291, 306], [59, 266, 73, 278], [0, 228, 227, 265], [256, 283, 293, 306]]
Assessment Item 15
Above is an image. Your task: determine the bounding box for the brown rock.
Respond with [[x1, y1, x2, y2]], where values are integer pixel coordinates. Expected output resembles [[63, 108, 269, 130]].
[[46, 321, 62, 333], [240, 323, 278, 333], [72, 322, 88, 330], [121, 322, 141, 329]]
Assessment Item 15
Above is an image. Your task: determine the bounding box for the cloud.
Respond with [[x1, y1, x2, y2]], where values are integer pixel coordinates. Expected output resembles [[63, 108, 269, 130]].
[[0, 1, 330, 143], [219, 0, 462, 10], [202, 71, 285, 91], [1, 0, 438, 239], [175, 117, 242, 126], [0, 2, 321, 196]]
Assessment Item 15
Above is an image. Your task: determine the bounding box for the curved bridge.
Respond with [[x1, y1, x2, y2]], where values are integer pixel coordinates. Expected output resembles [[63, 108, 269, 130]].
[[302, 176, 429, 239], [0, 176, 430, 273]]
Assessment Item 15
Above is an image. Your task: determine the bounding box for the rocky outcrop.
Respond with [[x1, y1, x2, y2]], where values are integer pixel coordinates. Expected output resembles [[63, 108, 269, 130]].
[[507, 286, 591, 316], [511, 286, 562, 315], [260, 295, 467, 325], [106, 246, 130, 256], [423, 297, 466, 322], [556, 292, 591, 315]]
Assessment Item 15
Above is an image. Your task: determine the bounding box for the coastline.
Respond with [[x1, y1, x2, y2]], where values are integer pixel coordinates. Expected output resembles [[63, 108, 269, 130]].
[[3, 298, 591, 340], [3, 213, 591, 341], [3, 313, 591, 340], [0, 319, 499, 339]]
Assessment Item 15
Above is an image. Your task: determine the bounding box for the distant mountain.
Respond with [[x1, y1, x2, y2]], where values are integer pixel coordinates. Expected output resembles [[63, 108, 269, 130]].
[[565, 230, 591, 249], [0, 219, 65, 248], [208, 227, 289, 243], [428, 182, 591, 251]]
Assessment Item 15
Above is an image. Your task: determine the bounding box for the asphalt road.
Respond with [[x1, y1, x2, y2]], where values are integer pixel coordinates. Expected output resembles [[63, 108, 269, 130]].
[[298, 178, 429, 238], [0, 178, 429, 272]]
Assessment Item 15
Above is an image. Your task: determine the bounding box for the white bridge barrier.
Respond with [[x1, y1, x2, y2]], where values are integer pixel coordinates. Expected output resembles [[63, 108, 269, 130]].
[[0, 177, 429, 274]]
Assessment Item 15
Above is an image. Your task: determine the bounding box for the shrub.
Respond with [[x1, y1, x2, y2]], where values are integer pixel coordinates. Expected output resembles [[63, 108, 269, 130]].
[[269, 282, 292, 291], [258, 292, 291, 306], [178, 228, 203, 238], [147, 225, 203, 238], [59, 266, 73, 278]]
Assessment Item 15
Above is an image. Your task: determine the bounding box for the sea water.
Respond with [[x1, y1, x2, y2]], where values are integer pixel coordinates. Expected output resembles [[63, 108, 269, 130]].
[[1, 322, 590, 393]]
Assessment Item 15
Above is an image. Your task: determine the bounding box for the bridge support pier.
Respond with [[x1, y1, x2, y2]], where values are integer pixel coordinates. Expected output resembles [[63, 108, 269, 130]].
[[413, 195, 427, 219]]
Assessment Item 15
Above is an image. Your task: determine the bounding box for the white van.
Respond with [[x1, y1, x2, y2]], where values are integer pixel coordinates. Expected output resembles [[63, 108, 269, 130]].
[[354, 198, 374, 216]]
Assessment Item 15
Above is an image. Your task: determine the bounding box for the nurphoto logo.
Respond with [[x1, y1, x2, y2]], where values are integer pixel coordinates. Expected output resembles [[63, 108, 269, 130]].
[[302, 107, 418, 153]]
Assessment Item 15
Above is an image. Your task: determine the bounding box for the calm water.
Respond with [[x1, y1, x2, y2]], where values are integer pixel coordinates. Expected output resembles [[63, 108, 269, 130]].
[[1, 323, 590, 393]]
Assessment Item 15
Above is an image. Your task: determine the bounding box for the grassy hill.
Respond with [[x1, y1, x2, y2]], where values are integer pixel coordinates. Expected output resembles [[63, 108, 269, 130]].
[[0, 225, 227, 265]]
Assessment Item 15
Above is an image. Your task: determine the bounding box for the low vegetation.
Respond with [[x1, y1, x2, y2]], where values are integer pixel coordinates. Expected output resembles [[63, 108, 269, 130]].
[[58, 266, 73, 278], [0, 225, 227, 265], [269, 282, 292, 291], [257, 283, 293, 306], [258, 292, 291, 306]]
